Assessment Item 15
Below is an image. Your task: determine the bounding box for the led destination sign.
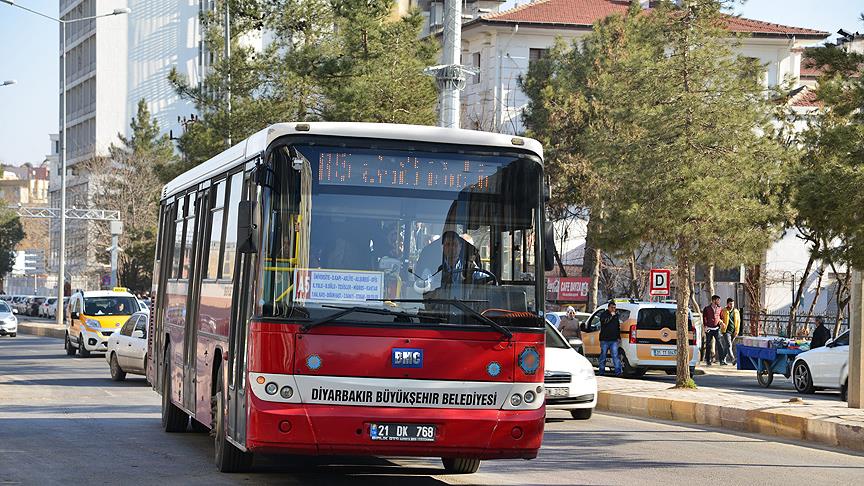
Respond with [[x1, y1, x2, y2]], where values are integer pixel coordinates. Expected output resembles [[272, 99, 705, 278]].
[[317, 151, 498, 192]]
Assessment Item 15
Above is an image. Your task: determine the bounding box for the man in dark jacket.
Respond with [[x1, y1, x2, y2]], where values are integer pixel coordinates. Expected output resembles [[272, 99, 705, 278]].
[[810, 316, 831, 349], [598, 301, 623, 376]]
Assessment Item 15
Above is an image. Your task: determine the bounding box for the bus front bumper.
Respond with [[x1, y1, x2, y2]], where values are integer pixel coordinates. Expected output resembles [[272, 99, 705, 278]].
[[245, 395, 544, 459]]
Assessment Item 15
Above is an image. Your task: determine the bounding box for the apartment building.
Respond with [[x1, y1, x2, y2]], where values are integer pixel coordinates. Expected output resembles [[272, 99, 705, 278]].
[[49, 0, 203, 289]]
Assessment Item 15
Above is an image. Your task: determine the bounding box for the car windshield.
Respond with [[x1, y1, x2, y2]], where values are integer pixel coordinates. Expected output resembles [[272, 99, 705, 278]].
[[545, 322, 570, 349], [0, 302, 10, 313], [84, 296, 139, 316], [256, 141, 544, 328]]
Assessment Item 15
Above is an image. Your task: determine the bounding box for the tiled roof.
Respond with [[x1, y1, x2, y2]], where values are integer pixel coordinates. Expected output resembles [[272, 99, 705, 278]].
[[800, 57, 824, 78], [479, 0, 828, 38], [789, 87, 821, 108]]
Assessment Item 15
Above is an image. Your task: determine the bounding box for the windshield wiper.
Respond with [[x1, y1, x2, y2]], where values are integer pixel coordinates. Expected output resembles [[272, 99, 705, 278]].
[[300, 305, 425, 333], [368, 298, 513, 339]]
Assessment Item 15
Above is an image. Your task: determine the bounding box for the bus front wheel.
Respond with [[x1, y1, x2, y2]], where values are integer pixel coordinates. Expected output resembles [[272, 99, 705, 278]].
[[214, 366, 252, 472], [441, 457, 481, 474]]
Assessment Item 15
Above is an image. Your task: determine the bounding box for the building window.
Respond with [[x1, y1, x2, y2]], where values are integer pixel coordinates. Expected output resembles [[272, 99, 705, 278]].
[[471, 52, 481, 84], [529, 48, 549, 64]]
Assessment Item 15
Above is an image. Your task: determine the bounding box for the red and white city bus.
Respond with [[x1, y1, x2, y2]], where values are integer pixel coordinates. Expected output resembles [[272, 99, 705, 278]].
[[147, 122, 554, 473]]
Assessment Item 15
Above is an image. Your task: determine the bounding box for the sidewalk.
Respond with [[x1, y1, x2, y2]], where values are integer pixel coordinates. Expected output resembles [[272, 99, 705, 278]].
[[596, 368, 864, 453]]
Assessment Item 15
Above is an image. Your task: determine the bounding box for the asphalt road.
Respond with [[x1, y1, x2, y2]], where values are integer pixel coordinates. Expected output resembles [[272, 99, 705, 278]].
[[2, 334, 863, 485]]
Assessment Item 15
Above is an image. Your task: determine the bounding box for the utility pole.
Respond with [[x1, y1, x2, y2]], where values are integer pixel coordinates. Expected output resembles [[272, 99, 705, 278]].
[[224, 0, 232, 146], [424, 0, 476, 128], [849, 269, 863, 408]]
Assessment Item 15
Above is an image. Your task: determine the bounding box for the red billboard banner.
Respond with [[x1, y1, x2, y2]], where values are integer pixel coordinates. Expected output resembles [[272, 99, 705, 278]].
[[546, 277, 590, 302]]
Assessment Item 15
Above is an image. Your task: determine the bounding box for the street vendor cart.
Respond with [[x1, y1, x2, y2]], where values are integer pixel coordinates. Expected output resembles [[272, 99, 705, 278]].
[[736, 344, 806, 387]]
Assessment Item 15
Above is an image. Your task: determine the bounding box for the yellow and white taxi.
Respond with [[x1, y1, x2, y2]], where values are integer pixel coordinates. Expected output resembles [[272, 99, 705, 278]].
[[580, 300, 700, 377], [65, 288, 140, 357]]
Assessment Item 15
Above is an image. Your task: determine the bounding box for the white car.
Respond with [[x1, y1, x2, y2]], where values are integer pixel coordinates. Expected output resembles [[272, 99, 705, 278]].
[[544, 322, 597, 419], [792, 330, 850, 401], [105, 311, 149, 381], [0, 301, 17, 337], [39, 298, 57, 318]]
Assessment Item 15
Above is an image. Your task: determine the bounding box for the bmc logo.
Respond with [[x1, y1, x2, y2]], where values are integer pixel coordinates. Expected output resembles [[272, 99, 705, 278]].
[[392, 348, 423, 368]]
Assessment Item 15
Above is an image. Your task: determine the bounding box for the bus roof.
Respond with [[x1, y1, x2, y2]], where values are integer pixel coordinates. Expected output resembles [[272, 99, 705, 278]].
[[162, 122, 544, 200]]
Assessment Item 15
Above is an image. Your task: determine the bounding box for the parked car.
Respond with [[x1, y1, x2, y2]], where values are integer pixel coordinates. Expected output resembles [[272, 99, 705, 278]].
[[792, 330, 850, 401], [0, 301, 17, 337], [48, 297, 68, 319], [39, 298, 57, 318], [544, 321, 597, 419], [15, 296, 35, 315], [27, 297, 46, 316], [105, 311, 149, 380], [580, 300, 700, 377]]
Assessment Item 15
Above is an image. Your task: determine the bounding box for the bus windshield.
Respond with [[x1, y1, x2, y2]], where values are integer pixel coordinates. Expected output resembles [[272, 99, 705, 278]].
[[257, 141, 544, 328]]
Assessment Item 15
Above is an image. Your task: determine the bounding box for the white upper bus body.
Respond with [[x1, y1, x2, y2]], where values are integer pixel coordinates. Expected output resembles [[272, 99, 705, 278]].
[[161, 122, 544, 200]]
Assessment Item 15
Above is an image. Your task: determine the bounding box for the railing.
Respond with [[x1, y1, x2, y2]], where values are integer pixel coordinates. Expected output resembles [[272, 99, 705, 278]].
[[740, 311, 849, 337]]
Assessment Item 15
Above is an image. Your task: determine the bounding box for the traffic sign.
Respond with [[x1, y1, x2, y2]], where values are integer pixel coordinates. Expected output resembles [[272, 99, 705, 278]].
[[649, 269, 671, 296]]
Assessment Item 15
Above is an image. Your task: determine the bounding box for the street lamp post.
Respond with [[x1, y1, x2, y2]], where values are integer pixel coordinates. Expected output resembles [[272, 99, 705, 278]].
[[0, 0, 130, 327]]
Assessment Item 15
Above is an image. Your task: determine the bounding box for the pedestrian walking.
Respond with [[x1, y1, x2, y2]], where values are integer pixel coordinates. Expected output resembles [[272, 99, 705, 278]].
[[598, 301, 623, 377], [557, 306, 582, 340], [810, 316, 831, 349], [702, 295, 723, 366], [720, 298, 740, 365]]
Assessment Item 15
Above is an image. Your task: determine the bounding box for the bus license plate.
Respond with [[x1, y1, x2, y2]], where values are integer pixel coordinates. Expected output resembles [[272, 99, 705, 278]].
[[652, 348, 676, 357], [369, 423, 436, 442], [545, 387, 569, 398]]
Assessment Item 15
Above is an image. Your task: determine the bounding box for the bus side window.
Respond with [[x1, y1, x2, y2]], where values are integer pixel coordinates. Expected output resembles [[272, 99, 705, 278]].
[[173, 197, 185, 279], [222, 172, 243, 281], [207, 179, 227, 280]]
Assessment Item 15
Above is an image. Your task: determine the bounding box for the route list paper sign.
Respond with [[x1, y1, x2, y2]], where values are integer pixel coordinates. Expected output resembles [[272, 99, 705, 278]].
[[294, 269, 384, 303]]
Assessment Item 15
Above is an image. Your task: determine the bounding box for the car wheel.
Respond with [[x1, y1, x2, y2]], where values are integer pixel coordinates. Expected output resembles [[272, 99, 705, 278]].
[[793, 361, 815, 394], [65, 334, 76, 356], [78, 335, 90, 357], [214, 365, 253, 472], [841, 380, 848, 402], [441, 457, 481, 474], [161, 349, 189, 432], [620, 352, 646, 378], [110, 353, 126, 382], [570, 408, 593, 420], [9, 333, 15, 338]]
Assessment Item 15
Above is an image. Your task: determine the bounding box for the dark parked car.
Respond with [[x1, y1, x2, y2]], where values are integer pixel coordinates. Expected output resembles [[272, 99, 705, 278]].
[[28, 297, 46, 316]]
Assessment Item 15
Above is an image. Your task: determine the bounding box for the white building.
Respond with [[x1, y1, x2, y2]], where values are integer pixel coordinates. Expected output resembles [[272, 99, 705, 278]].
[[49, 0, 203, 289], [455, 0, 828, 134]]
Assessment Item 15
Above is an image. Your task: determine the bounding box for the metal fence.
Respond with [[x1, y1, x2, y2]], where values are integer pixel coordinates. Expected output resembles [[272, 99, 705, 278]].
[[740, 311, 848, 337]]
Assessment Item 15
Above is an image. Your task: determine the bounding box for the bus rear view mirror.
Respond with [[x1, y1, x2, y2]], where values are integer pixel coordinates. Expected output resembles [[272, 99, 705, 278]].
[[543, 221, 556, 272], [237, 200, 258, 254]]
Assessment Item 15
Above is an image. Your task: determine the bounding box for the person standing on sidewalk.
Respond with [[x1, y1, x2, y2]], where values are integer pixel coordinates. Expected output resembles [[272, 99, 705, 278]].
[[558, 306, 582, 340], [702, 295, 723, 366], [720, 298, 740, 365], [598, 301, 623, 377], [810, 316, 831, 349]]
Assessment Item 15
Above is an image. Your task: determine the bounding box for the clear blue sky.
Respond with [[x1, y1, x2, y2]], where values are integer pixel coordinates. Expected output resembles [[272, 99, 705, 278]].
[[0, 0, 862, 166]]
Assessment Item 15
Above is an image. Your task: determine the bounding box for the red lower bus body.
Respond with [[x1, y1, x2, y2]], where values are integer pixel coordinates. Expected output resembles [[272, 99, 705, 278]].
[[240, 320, 545, 460]]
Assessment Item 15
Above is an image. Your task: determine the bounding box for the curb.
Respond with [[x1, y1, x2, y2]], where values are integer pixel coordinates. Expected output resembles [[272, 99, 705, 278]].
[[596, 390, 864, 453], [18, 323, 65, 340]]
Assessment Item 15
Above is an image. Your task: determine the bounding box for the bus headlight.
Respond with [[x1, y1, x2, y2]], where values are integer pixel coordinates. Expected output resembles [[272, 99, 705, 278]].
[[265, 382, 278, 395], [280, 386, 294, 399], [510, 394, 523, 407], [523, 390, 536, 403]]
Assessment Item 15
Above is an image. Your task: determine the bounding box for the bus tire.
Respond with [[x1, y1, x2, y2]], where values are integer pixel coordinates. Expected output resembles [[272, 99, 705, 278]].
[[161, 350, 188, 432], [77, 335, 90, 357], [214, 366, 252, 472], [109, 353, 126, 381], [65, 334, 77, 356], [441, 457, 481, 474]]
